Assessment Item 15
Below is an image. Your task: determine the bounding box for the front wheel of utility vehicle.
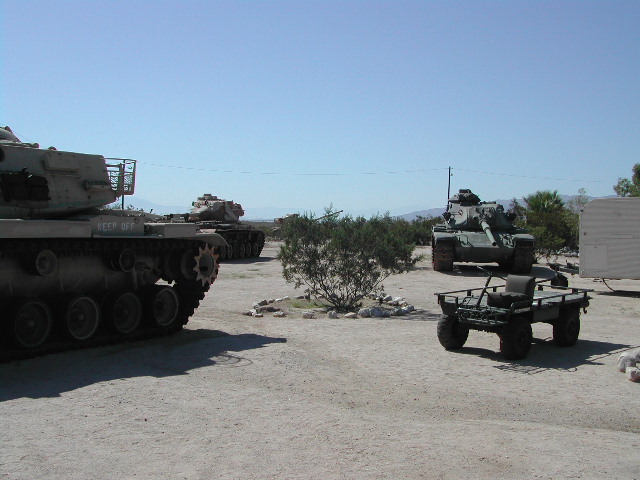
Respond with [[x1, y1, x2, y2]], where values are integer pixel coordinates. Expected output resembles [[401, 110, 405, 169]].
[[553, 307, 580, 347], [499, 316, 532, 360], [437, 315, 469, 350]]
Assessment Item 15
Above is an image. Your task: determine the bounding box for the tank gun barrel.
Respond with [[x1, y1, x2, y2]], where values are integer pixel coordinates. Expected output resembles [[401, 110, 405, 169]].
[[479, 217, 497, 246]]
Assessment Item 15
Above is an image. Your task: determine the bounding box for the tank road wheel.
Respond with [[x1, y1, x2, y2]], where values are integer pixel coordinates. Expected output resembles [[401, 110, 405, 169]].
[[111, 248, 136, 272], [499, 316, 532, 360], [553, 306, 580, 347], [64, 296, 101, 341], [437, 315, 469, 350], [432, 243, 454, 272], [510, 245, 534, 274], [217, 245, 227, 262], [105, 292, 142, 335], [251, 241, 259, 257], [144, 286, 180, 328], [34, 249, 58, 277], [232, 243, 239, 259], [226, 244, 234, 260], [11, 299, 53, 349], [238, 243, 246, 258]]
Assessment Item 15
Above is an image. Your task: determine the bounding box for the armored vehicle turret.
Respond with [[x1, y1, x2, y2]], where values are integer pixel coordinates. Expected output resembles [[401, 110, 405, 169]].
[[431, 189, 535, 273], [185, 194, 265, 261], [0, 126, 226, 361]]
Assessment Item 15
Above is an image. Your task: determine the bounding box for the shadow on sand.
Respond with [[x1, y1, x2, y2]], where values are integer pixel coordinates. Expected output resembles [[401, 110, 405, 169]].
[[452, 336, 634, 374], [0, 330, 286, 401]]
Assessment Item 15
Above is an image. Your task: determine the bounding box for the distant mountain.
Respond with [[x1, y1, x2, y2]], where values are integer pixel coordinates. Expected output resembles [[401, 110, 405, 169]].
[[122, 194, 607, 222]]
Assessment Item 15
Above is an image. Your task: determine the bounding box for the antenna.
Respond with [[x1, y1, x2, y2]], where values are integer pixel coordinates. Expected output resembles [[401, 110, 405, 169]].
[[447, 166, 453, 201]]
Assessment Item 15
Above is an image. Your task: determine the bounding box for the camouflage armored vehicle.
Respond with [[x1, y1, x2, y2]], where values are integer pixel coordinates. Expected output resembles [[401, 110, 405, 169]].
[[0, 126, 225, 361], [186, 194, 265, 261], [431, 189, 535, 273]]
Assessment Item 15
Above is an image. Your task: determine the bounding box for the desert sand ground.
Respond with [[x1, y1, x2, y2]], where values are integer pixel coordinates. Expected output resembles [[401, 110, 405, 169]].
[[1, 242, 639, 480]]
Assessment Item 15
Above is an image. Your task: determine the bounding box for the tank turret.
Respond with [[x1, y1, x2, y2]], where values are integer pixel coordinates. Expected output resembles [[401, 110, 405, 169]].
[[432, 189, 535, 272], [0, 126, 226, 361]]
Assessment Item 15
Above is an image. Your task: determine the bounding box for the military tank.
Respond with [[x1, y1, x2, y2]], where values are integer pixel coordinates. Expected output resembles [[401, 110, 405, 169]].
[[0, 126, 226, 361], [185, 194, 265, 261], [431, 189, 535, 273]]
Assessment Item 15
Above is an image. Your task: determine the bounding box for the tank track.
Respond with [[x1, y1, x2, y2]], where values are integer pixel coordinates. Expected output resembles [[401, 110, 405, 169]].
[[0, 237, 216, 363], [216, 230, 265, 261], [432, 243, 454, 272]]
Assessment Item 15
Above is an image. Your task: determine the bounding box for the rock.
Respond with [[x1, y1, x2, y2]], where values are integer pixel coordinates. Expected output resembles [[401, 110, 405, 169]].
[[256, 306, 281, 313], [303, 312, 316, 319], [255, 300, 269, 307], [626, 366, 640, 382], [381, 310, 391, 318], [281, 296, 290, 301], [328, 311, 338, 319], [273, 311, 286, 318], [370, 307, 383, 318], [393, 307, 406, 316], [253, 313, 264, 318], [268, 299, 275, 304], [383, 295, 393, 302], [295, 295, 307, 300], [618, 353, 637, 372], [401, 305, 415, 314], [244, 309, 257, 316], [392, 296, 404, 303], [344, 312, 358, 319], [358, 308, 372, 318]]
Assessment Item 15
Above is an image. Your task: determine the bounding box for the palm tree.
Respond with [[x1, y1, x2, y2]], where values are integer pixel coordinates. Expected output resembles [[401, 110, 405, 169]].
[[523, 190, 564, 213]]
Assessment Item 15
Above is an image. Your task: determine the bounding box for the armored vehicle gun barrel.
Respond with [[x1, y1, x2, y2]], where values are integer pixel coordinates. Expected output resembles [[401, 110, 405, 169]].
[[478, 216, 498, 246]]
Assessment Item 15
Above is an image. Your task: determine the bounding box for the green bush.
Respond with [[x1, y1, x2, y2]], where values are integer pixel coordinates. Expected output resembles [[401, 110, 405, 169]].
[[277, 211, 418, 311]]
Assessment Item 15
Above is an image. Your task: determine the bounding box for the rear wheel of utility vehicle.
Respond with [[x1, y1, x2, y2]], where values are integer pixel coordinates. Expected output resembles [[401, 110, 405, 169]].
[[553, 306, 580, 347], [432, 243, 454, 272], [550, 273, 569, 288], [499, 316, 532, 360], [437, 315, 469, 350]]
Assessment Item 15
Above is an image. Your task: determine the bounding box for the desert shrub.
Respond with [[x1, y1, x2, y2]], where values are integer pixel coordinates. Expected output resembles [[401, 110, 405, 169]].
[[277, 211, 418, 311]]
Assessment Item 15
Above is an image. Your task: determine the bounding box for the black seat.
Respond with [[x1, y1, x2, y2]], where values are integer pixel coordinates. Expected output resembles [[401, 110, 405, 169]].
[[486, 275, 536, 309]]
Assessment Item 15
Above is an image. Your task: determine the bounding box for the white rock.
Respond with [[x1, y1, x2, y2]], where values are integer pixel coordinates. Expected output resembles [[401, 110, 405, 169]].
[[244, 309, 257, 316], [392, 296, 404, 303], [282, 296, 290, 301], [253, 313, 264, 318], [383, 295, 393, 302], [626, 366, 640, 382], [344, 312, 358, 319], [618, 353, 637, 372], [328, 311, 338, 319], [273, 311, 286, 318], [358, 308, 372, 318]]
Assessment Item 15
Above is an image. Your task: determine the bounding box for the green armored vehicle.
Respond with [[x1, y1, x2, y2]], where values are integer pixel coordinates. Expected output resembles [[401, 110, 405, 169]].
[[431, 189, 535, 273], [0, 126, 226, 361]]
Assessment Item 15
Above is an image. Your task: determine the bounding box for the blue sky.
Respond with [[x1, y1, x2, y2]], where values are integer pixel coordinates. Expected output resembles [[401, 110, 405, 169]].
[[2, 1, 639, 218]]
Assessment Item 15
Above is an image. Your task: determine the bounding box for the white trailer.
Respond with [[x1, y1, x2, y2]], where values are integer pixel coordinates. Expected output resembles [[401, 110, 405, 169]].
[[579, 197, 640, 280]]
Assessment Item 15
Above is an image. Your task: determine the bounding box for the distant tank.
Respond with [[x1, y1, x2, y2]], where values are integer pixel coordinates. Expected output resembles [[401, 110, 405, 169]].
[[431, 189, 535, 273], [186, 194, 265, 261], [0, 126, 226, 361]]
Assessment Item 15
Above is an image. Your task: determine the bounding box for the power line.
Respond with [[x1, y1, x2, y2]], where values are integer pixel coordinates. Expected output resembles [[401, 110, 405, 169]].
[[453, 167, 608, 184], [124, 159, 609, 184]]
